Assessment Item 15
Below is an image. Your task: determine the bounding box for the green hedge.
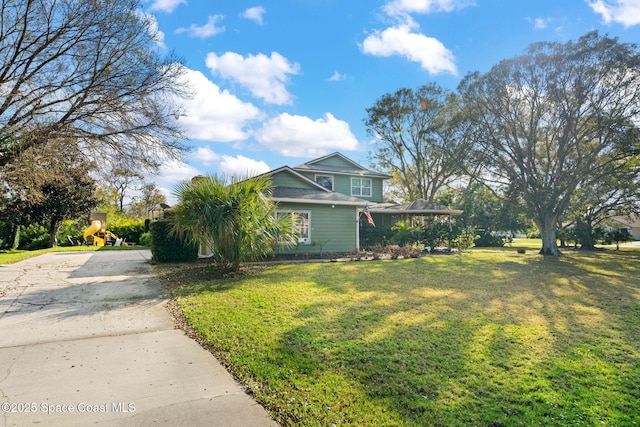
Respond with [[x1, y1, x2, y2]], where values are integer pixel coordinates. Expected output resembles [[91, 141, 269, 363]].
[[149, 221, 198, 262], [108, 218, 146, 245]]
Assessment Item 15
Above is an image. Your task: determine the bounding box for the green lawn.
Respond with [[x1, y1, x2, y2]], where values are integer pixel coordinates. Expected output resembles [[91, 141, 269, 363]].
[[0, 245, 146, 264], [173, 249, 640, 426]]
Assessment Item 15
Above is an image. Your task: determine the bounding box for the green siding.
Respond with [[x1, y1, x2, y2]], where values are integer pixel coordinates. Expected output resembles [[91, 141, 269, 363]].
[[336, 175, 384, 203], [312, 156, 359, 169], [298, 173, 384, 203], [333, 174, 351, 196], [372, 177, 384, 202], [276, 202, 358, 254], [270, 170, 317, 189], [297, 171, 318, 182]]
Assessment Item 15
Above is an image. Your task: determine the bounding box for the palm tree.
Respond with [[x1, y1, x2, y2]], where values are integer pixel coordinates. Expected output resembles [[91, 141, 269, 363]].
[[171, 174, 295, 272]]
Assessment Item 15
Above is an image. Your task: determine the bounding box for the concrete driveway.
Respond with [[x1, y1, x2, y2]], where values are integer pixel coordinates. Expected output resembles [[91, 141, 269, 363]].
[[0, 250, 278, 427]]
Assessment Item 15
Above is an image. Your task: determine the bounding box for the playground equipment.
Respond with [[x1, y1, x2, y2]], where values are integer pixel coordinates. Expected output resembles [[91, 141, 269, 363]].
[[83, 213, 127, 246]]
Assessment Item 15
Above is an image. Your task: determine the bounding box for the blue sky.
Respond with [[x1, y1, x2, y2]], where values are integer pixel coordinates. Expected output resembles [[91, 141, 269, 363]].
[[142, 0, 640, 202]]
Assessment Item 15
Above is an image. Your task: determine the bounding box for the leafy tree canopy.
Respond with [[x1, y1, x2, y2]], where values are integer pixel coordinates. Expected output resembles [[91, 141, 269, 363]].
[[458, 31, 640, 255]]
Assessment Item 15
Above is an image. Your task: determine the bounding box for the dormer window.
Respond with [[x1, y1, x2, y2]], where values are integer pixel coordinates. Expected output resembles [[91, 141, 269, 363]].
[[315, 174, 334, 191], [351, 178, 372, 197]]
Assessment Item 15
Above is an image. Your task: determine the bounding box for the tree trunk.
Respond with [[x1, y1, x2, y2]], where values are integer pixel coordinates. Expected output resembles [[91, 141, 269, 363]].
[[10, 224, 20, 250], [539, 216, 561, 256], [49, 220, 59, 248]]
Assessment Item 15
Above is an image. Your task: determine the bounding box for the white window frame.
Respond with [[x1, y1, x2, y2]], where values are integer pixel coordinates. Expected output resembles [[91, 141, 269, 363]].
[[351, 177, 372, 197], [277, 210, 311, 244], [314, 174, 334, 191]]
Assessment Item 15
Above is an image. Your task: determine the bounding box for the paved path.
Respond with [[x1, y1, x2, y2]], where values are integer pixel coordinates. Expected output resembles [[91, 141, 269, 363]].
[[0, 250, 278, 426]]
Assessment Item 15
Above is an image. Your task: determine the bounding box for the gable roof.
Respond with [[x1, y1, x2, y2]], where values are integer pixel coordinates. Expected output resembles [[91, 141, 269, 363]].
[[610, 215, 640, 228], [257, 165, 366, 206], [272, 187, 368, 206], [258, 166, 331, 192], [294, 152, 391, 179]]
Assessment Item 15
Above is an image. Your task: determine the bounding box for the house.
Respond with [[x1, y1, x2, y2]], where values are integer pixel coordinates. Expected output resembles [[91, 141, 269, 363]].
[[608, 215, 640, 240], [265, 152, 462, 254]]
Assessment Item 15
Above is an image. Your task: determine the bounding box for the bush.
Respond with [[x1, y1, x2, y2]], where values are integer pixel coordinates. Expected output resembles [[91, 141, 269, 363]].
[[453, 226, 478, 251], [360, 224, 393, 248], [390, 221, 421, 247], [56, 219, 84, 246], [18, 224, 50, 250], [139, 232, 151, 247], [108, 217, 146, 245], [149, 220, 198, 263], [423, 222, 457, 248], [474, 230, 505, 247]]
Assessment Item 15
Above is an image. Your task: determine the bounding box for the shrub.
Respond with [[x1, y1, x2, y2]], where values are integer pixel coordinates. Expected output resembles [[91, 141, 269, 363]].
[[360, 224, 393, 248], [474, 230, 505, 247], [18, 224, 50, 250], [390, 221, 421, 247], [149, 221, 198, 263], [108, 217, 146, 244], [139, 232, 151, 247], [56, 219, 84, 246], [423, 222, 457, 248], [453, 226, 478, 252]]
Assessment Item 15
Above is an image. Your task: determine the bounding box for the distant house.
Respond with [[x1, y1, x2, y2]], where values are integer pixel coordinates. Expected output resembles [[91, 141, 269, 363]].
[[608, 215, 640, 240], [263, 152, 462, 254]]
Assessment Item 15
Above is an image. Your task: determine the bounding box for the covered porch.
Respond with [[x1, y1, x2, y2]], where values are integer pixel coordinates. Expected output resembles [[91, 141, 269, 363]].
[[367, 199, 463, 227]]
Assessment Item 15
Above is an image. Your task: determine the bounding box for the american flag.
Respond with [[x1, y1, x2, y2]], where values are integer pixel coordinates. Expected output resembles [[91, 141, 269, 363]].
[[362, 206, 375, 227]]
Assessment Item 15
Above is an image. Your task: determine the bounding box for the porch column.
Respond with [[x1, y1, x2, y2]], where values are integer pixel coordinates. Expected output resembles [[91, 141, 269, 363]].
[[355, 207, 360, 250]]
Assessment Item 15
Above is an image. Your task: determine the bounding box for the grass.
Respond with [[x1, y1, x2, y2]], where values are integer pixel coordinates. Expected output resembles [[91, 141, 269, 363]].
[[172, 248, 640, 426], [0, 245, 146, 264]]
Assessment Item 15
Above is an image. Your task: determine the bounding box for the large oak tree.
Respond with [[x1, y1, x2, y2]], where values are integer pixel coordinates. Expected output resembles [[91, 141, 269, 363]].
[[459, 32, 640, 255], [0, 0, 188, 170]]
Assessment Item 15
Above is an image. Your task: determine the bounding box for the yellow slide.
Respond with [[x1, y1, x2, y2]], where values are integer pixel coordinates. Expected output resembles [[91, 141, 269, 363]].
[[83, 219, 128, 246], [83, 220, 102, 244]]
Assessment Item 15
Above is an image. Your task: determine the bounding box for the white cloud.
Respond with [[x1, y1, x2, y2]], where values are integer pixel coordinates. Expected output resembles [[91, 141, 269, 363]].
[[241, 6, 266, 25], [361, 24, 457, 75], [148, 0, 186, 13], [150, 158, 203, 204], [218, 154, 271, 178], [153, 158, 202, 186], [328, 71, 346, 81], [177, 67, 262, 142], [176, 15, 225, 38], [530, 17, 551, 29], [255, 113, 360, 157], [205, 51, 300, 105], [137, 12, 165, 48], [190, 146, 221, 167], [383, 0, 475, 16], [187, 146, 269, 178], [588, 0, 640, 27]]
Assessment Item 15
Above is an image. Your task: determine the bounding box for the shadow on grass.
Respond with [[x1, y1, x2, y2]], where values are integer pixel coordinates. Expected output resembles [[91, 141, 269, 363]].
[[175, 251, 640, 426]]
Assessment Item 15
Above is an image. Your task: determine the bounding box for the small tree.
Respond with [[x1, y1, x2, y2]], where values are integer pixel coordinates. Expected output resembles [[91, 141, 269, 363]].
[[128, 183, 168, 219], [2, 141, 97, 247], [171, 175, 296, 272], [102, 168, 143, 212], [605, 228, 632, 251]]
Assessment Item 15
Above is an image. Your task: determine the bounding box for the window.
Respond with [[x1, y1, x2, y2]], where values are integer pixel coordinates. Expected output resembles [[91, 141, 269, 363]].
[[277, 210, 311, 243], [351, 178, 372, 197], [315, 174, 334, 191]]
